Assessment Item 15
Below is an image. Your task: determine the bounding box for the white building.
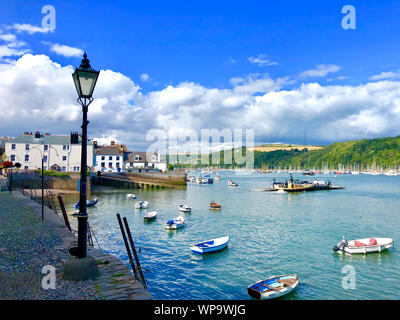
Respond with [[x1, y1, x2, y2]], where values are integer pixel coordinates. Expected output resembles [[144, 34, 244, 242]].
[[94, 143, 124, 173], [124, 151, 167, 172], [4, 132, 94, 172]]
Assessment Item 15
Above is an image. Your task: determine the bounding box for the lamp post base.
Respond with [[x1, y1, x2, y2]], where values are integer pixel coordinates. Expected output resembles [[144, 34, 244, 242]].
[[63, 256, 99, 281]]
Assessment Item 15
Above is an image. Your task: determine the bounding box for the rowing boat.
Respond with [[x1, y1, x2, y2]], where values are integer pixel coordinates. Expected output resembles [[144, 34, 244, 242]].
[[247, 274, 299, 300], [191, 236, 230, 254]]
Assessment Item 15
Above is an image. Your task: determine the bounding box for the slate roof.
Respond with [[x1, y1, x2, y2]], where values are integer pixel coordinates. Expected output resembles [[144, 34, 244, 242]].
[[95, 146, 124, 155], [9, 133, 93, 145], [125, 151, 159, 163]]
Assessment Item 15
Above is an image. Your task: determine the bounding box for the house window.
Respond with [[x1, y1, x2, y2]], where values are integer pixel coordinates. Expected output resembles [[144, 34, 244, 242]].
[[63, 145, 69, 150], [43, 155, 48, 162], [101, 156, 105, 160], [44, 145, 48, 151], [116, 156, 120, 161], [11, 144, 16, 150], [152, 155, 157, 161], [62, 156, 67, 161], [24, 166, 28, 170], [109, 162, 112, 168], [25, 154, 29, 162], [61, 166, 66, 171], [116, 163, 120, 168], [25, 144, 29, 151], [10, 155, 15, 161], [134, 155, 140, 161], [101, 162, 105, 168], [73, 166, 79, 172], [109, 156, 113, 160]]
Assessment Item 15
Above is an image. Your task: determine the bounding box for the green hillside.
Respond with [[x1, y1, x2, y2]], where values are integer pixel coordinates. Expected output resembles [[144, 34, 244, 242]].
[[171, 136, 400, 170]]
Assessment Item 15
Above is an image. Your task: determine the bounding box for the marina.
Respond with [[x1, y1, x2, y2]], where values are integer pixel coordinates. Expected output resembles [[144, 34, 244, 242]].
[[57, 170, 400, 300]]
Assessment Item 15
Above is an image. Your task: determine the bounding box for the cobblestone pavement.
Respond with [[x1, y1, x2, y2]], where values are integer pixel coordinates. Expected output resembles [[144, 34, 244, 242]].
[[0, 191, 152, 300]]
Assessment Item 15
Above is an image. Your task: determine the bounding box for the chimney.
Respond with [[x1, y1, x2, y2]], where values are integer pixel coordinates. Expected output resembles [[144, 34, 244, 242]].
[[93, 140, 98, 147], [45, 133, 50, 136], [34, 131, 41, 139], [111, 141, 115, 146], [70, 132, 79, 144]]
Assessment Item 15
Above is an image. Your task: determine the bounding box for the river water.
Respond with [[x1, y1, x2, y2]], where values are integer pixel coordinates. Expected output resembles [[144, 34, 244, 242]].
[[61, 171, 400, 300]]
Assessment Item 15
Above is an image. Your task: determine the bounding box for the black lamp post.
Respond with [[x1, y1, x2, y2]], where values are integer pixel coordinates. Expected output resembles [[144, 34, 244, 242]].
[[72, 53, 100, 259]]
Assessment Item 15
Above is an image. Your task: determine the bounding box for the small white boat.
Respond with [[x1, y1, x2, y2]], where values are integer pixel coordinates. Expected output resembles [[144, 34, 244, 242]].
[[135, 201, 149, 209], [228, 180, 238, 186], [164, 216, 185, 230], [179, 204, 192, 212], [247, 274, 299, 300], [215, 175, 221, 181], [333, 236, 394, 254], [143, 210, 157, 221], [126, 194, 136, 199], [191, 236, 230, 254]]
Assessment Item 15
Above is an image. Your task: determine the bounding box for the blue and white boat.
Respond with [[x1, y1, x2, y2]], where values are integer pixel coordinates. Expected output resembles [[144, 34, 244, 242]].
[[135, 201, 149, 209], [165, 216, 185, 230], [74, 199, 98, 209], [247, 274, 299, 300], [179, 204, 192, 212], [190, 236, 230, 254]]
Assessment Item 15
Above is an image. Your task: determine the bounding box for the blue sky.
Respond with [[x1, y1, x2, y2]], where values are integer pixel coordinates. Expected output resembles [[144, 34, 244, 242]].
[[1, 1, 400, 149]]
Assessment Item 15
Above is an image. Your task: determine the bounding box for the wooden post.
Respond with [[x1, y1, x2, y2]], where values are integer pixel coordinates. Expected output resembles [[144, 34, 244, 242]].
[[57, 195, 72, 231], [122, 217, 147, 288], [116, 213, 139, 280]]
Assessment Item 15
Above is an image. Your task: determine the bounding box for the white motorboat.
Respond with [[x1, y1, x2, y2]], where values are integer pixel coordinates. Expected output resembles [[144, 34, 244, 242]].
[[143, 210, 157, 221], [135, 201, 149, 209], [228, 180, 238, 186], [179, 204, 192, 212], [333, 236, 394, 254], [164, 216, 185, 230], [126, 193, 136, 199]]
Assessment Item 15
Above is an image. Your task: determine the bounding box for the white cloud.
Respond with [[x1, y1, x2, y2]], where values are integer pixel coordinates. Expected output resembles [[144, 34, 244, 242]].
[[0, 32, 30, 60], [248, 54, 278, 67], [300, 64, 340, 78], [8, 23, 52, 34], [369, 70, 400, 81], [2, 54, 400, 151], [140, 73, 150, 82], [42, 42, 83, 57]]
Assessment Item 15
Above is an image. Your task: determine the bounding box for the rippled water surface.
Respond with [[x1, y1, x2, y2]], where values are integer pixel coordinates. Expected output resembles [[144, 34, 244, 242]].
[[61, 172, 400, 299]]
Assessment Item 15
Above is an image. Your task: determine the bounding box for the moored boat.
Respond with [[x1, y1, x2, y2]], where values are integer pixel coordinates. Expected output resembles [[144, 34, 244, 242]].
[[179, 204, 192, 212], [333, 236, 394, 254], [191, 236, 230, 254], [247, 274, 299, 300], [228, 180, 238, 186], [135, 201, 149, 209], [74, 199, 98, 209], [126, 193, 136, 199], [209, 201, 222, 210], [164, 216, 185, 230], [143, 210, 157, 221]]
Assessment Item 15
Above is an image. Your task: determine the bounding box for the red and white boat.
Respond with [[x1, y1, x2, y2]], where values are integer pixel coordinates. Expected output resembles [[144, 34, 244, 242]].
[[333, 237, 394, 254]]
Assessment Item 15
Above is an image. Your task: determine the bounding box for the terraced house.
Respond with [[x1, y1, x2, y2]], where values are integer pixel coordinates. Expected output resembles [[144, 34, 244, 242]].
[[93, 141, 126, 173], [4, 132, 94, 172]]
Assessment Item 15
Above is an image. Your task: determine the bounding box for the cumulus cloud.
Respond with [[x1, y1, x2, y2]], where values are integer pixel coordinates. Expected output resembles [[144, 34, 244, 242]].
[[42, 42, 83, 57], [140, 73, 150, 82], [8, 23, 52, 34], [0, 32, 30, 60], [248, 54, 278, 67], [369, 70, 400, 81], [300, 64, 340, 78], [2, 53, 400, 151]]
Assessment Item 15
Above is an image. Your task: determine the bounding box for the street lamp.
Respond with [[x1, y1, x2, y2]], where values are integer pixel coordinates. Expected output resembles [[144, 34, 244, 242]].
[[31, 145, 59, 221], [72, 52, 100, 259], [63, 52, 100, 281]]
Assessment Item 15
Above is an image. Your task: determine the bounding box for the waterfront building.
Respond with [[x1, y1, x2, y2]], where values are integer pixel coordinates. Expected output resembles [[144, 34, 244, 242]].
[[4, 132, 94, 172], [94, 141, 125, 173], [124, 151, 167, 172]]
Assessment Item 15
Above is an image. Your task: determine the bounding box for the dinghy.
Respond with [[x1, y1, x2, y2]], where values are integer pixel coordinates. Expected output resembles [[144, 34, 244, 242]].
[[333, 236, 394, 254], [74, 199, 98, 209], [164, 216, 185, 230], [135, 201, 149, 209], [191, 236, 230, 254], [228, 180, 238, 186], [126, 194, 136, 199], [179, 204, 192, 212], [247, 274, 299, 300], [209, 201, 222, 210], [143, 211, 157, 221]]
